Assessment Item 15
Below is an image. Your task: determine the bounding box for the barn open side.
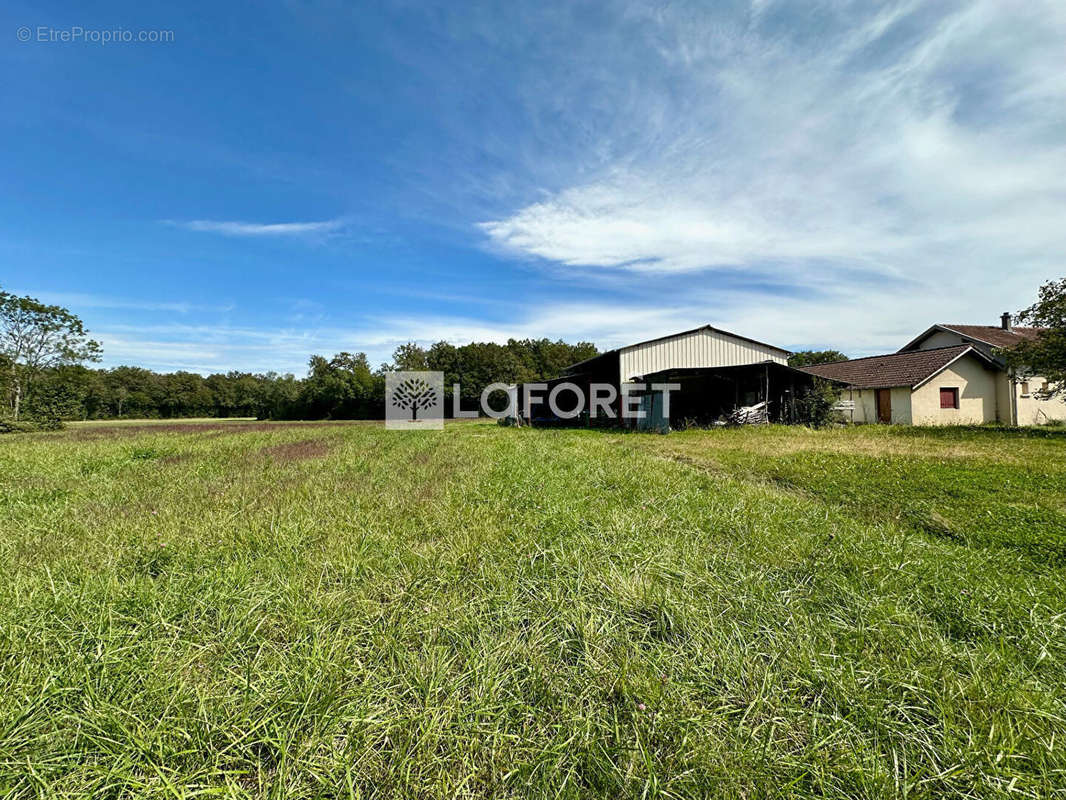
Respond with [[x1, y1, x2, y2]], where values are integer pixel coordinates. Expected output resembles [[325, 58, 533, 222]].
[[635, 361, 833, 430]]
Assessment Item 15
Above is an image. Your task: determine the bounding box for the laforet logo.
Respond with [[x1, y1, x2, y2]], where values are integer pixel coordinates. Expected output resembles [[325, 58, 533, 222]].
[[384, 369, 681, 431], [385, 371, 444, 430]]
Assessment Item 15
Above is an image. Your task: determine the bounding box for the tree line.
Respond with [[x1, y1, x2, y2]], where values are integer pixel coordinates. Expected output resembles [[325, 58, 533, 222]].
[[4, 343, 599, 423], [0, 289, 598, 423], [6, 279, 1065, 426]]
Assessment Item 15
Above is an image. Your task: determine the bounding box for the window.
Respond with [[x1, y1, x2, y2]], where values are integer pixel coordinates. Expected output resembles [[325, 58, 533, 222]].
[[1020, 381, 1030, 397], [939, 387, 959, 409]]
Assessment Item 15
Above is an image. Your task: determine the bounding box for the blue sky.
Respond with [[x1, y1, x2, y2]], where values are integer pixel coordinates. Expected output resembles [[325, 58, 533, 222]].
[[4, 0, 1065, 374]]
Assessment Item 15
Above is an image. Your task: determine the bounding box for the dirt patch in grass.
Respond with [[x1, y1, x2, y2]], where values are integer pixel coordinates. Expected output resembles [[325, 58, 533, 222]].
[[67, 421, 368, 439], [258, 439, 334, 462]]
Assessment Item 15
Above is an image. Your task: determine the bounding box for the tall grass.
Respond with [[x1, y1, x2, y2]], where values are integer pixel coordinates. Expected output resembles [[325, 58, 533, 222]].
[[0, 421, 1064, 798]]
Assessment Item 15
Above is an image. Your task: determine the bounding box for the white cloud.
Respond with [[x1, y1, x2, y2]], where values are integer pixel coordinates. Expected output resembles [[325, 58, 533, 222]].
[[364, 293, 963, 365], [31, 0, 1066, 372], [86, 302, 749, 375], [85, 283, 995, 376], [479, 0, 1066, 337], [12, 291, 233, 314], [165, 218, 345, 237]]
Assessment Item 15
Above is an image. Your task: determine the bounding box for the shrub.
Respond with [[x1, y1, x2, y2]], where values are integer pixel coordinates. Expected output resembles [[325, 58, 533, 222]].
[[0, 416, 64, 434], [793, 381, 840, 428]]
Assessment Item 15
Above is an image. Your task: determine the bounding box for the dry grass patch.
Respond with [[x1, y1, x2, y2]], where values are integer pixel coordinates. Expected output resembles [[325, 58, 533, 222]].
[[653, 428, 1023, 464], [258, 438, 335, 462]]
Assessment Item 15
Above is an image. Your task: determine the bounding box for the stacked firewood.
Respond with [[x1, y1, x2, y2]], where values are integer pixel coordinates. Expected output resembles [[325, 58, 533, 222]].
[[728, 401, 768, 425]]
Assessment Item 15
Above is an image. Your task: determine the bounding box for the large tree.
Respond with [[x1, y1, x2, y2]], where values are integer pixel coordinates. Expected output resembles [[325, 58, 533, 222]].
[[788, 349, 848, 368], [299, 351, 383, 419], [391, 342, 429, 371], [1003, 278, 1066, 398], [0, 291, 102, 420]]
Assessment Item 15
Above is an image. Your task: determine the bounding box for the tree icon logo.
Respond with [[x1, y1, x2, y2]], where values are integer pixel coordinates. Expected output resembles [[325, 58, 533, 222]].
[[385, 371, 444, 430], [392, 376, 436, 420]]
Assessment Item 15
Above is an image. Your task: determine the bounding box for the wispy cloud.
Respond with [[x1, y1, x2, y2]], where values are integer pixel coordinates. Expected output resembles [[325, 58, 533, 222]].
[[22, 0, 1066, 374], [85, 287, 942, 376], [15, 291, 234, 315], [478, 0, 1066, 330], [165, 218, 345, 237]]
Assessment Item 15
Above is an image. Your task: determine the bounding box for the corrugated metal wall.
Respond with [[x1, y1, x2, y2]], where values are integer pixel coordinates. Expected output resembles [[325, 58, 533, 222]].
[[620, 328, 787, 381]]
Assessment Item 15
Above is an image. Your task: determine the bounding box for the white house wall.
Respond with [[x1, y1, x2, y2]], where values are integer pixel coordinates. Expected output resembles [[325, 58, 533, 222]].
[[911, 330, 968, 350], [847, 388, 876, 423], [890, 387, 913, 424], [1015, 377, 1066, 424], [909, 328, 1066, 425], [844, 387, 910, 423], [619, 328, 788, 382], [911, 358, 997, 425]]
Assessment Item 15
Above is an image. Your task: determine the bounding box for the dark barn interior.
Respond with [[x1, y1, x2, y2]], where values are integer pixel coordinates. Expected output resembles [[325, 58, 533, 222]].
[[636, 362, 830, 427], [514, 360, 833, 429], [514, 350, 623, 426]]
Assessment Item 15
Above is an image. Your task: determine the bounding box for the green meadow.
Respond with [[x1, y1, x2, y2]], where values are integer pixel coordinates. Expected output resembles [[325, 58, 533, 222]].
[[1, 421, 1064, 798]]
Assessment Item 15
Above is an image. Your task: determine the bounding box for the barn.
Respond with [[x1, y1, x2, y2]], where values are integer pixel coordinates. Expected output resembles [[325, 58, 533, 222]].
[[563, 324, 791, 386], [514, 324, 824, 427]]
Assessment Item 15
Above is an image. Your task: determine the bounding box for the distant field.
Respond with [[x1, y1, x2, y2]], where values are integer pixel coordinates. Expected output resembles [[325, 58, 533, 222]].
[[1, 421, 1064, 798], [68, 417, 259, 426]]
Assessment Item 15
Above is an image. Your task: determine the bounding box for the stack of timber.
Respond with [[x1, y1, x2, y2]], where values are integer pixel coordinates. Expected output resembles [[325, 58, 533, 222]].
[[728, 401, 768, 425]]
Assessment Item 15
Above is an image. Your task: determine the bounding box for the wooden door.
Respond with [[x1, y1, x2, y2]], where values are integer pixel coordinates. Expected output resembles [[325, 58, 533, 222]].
[[876, 389, 891, 423]]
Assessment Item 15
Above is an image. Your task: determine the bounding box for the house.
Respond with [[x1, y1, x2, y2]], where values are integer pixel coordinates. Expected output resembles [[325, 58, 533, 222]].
[[803, 314, 1065, 426], [801, 345, 1001, 425], [897, 314, 1065, 426]]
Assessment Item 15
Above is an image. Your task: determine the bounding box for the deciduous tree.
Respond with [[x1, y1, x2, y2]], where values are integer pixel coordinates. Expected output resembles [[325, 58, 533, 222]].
[[788, 350, 848, 368], [1003, 278, 1066, 398], [0, 291, 102, 420]]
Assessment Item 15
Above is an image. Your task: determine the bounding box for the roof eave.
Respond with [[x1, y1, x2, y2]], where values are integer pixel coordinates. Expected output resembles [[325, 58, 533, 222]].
[[910, 346, 999, 390], [901, 323, 1029, 353], [936, 325, 999, 349]]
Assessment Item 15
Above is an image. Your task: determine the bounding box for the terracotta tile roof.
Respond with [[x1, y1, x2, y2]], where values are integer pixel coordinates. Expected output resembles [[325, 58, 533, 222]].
[[936, 325, 1043, 349], [800, 345, 985, 389]]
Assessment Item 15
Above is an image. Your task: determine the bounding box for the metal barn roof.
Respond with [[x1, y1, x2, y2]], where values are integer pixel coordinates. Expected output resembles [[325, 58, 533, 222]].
[[565, 324, 791, 373]]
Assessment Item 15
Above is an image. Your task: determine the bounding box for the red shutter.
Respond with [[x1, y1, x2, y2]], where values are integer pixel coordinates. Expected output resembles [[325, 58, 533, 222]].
[[939, 388, 958, 409]]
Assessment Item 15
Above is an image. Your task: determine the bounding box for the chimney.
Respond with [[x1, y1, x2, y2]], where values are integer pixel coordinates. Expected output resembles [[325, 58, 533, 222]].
[[1001, 312, 1012, 331]]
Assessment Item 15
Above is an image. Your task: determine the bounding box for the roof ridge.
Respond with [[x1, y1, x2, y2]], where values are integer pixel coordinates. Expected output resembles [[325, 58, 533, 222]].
[[817, 344, 970, 365], [940, 323, 1043, 329], [801, 343, 997, 389], [564, 322, 790, 371]]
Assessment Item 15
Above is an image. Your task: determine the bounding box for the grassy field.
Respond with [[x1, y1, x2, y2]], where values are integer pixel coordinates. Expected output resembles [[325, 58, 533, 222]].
[[1, 421, 1064, 798]]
